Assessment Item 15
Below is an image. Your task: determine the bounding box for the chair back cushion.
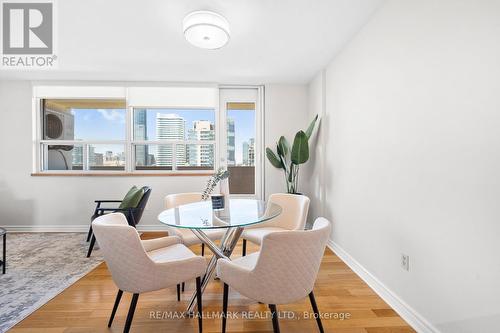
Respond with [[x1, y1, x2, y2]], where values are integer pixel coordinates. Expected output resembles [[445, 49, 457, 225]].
[[251, 218, 331, 304], [163, 193, 203, 238], [118, 186, 144, 209], [91, 213, 153, 293], [130, 186, 151, 225], [164, 192, 203, 209], [260, 193, 310, 230]]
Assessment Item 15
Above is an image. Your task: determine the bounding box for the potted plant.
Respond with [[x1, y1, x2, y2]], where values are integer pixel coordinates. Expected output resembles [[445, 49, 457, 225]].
[[265, 115, 318, 194]]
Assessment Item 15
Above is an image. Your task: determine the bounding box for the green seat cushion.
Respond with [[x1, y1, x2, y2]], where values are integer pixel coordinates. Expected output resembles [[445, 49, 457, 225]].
[[119, 186, 144, 209]]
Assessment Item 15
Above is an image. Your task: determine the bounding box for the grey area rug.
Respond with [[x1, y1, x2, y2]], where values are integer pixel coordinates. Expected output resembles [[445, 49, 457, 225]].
[[0, 233, 103, 332]]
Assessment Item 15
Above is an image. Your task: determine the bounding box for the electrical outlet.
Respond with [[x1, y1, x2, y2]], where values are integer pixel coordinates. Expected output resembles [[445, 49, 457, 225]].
[[401, 254, 410, 271]]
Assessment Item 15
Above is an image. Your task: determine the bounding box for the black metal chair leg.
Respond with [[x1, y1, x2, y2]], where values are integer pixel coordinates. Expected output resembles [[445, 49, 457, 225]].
[[242, 239, 247, 257], [86, 225, 93, 242], [269, 304, 280, 333], [309, 291, 324, 333], [196, 276, 203, 333], [108, 289, 123, 327], [201, 243, 205, 256], [182, 282, 185, 292], [177, 284, 181, 301], [86, 235, 96, 258], [124, 293, 139, 333], [222, 283, 229, 333]]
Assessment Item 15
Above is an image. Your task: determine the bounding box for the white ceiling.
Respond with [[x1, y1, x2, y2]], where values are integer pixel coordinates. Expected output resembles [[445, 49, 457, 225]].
[[0, 0, 382, 84]]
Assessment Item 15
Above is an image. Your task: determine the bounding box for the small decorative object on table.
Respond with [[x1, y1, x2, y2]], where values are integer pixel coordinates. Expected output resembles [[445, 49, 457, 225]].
[[202, 167, 230, 210], [210, 194, 225, 209]]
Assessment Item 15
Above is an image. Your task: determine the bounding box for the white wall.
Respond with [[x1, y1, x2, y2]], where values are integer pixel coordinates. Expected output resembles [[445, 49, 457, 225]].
[[264, 84, 309, 196], [0, 81, 307, 230], [308, 0, 500, 332], [303, 72, 326, 223]]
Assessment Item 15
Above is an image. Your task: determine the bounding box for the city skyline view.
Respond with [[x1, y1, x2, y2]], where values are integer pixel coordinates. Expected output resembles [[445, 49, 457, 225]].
[[64, 108, 255, 167]]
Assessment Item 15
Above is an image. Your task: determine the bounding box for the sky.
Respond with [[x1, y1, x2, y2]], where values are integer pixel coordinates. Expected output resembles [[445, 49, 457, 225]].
[[72, 108, 255, 163]]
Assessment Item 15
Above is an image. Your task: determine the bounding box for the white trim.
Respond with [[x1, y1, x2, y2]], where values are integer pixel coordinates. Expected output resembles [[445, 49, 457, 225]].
[[3, 225, 169, 233], [33, 85, 127, 99], [127, 86, 217, 108], [3, 225, 90, 233], [131, 140, 215, 145], [327, 239, 440, 333], [257, 85, 265, 199], [125, 104, 133, 172], [32, 98, 39, 172]]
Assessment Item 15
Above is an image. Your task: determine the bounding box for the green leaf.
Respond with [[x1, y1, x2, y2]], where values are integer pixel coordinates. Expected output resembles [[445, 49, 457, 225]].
[[276, 143, 283, 158], [277, 144, 287, 171], [305, 114, 319, 139], [278, 136, 290, 157], [291, 130, 309, 164], [266, 148, 284, 169]]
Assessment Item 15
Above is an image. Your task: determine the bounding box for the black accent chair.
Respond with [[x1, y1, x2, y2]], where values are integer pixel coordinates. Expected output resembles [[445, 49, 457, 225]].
[[86, 186, 152, 258]]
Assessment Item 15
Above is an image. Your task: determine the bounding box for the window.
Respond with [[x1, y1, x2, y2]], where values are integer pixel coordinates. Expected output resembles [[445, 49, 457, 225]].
[[132, 109, 216, 171], [35, 86, 263, 198], [39, 100, 217, 173], [41, 99, 126, 171], [227, 102, 256, 194]]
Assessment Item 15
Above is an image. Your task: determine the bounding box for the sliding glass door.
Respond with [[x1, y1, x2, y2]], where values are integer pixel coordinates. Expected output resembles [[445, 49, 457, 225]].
[[219, 88, 263, 198]]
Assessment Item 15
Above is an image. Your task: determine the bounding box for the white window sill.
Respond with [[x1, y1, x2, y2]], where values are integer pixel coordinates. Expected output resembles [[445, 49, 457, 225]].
[[31, 172, 213, 177]]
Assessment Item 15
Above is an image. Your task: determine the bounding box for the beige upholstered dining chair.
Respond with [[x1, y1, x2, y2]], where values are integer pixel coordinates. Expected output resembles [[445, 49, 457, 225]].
[[164, 193, 226, 296], [91, 213, 207, 333], [241, 193, 310, 256], [217, 217, 331, 333], [164, 192, 226, 255]]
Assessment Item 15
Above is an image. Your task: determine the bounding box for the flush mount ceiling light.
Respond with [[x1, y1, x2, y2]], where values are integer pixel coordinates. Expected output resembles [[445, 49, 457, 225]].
[[183, 11, 230, 49]]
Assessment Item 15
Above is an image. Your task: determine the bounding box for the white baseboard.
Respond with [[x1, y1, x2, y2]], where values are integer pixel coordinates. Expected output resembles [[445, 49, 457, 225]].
[[327, 239, 440, 333], [2, 225, 169, 233], [3, 225, 90, 232]]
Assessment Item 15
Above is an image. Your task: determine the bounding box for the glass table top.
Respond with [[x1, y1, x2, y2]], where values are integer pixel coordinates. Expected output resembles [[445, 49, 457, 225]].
[[158, 198, 282, 229]]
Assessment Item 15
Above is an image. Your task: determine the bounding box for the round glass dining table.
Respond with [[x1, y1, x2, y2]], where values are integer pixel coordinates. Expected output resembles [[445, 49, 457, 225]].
[[158, 198, 282, 313]]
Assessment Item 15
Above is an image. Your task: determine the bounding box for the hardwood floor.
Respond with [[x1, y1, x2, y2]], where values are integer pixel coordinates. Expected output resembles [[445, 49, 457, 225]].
[[10, 233, 415, 333]]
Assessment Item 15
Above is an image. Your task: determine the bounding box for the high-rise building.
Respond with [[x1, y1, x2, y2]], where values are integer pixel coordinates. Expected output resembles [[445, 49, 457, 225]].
[[105, 151, 113, 161], [73, 146, 83, 166], [227, 117, 235, 165], [147, 154, 156, 165], [134, 109, 148, 166], [188, 120, 215, 167], [243, 138, 255, 166], [88, 146, 96, 165], [93, 153, 104, 166], [156, 113, 185, 166]]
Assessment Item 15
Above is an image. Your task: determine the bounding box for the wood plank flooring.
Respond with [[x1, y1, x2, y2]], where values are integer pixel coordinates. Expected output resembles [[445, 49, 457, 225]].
[[10, 233, 415, 333]]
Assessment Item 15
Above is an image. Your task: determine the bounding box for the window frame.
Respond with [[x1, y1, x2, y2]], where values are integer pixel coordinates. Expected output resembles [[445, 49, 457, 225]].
[[37, 97, 129, 174], [31, 82, 265, 199], [32, 85, 264, 190], [219, 87, 264, 198], [129, 106, 218, 174], [35, 100, 219, 175]]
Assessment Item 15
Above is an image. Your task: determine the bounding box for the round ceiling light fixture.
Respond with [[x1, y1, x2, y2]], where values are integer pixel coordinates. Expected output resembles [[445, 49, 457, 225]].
[[183, 11, 230, 49]]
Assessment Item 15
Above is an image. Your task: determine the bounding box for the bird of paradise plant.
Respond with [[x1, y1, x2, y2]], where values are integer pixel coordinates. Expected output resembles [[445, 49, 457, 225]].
[[265, 115, 319, 194]]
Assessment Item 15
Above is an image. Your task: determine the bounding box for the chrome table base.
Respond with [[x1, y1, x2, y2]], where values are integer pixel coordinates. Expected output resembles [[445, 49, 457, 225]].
[[185, 226, 244, 314]]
